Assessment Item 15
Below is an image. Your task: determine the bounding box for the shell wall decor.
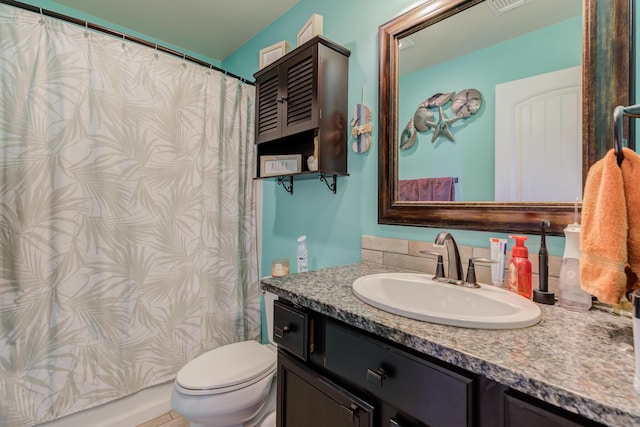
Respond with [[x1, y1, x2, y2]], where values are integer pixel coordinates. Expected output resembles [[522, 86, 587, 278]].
[[400, 88, 482, 150]]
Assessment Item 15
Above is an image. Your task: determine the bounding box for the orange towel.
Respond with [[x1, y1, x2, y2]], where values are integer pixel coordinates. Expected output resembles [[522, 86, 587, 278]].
[[580, 147, 640, 304], [622, 148, 640, 289]]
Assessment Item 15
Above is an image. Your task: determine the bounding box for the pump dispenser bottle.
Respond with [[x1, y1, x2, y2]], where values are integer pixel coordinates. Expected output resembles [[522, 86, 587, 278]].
[[558, 201, 591, 310], [296, 235, 308, 273], [508, 235, 532, 299]]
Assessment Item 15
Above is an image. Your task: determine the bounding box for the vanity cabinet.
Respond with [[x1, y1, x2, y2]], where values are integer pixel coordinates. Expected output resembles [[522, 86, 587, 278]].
[[324, 321, 473, 427], [277, 350, 374, 427], [253, 36, 350, 180], [503, 391, 601, 427], [272, 298, 605, 427]]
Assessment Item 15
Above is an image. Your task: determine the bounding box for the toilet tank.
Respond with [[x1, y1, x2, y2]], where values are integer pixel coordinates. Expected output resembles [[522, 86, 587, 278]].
[[262, 291, 278, 344]]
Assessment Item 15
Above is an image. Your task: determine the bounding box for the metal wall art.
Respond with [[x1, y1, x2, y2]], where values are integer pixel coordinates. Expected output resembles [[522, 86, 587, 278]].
[[400, 88, 482, 150], [351, 87, 372, 153]]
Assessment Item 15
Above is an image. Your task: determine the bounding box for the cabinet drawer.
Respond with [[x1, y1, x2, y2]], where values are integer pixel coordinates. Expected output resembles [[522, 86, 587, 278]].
[[505, 392, 604, 427], [273, 300, 309, 361], [325, 321, 474, 427]]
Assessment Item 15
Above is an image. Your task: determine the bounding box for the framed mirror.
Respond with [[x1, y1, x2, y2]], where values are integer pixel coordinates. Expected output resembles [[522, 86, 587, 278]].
[[378, 0, 633, 235]]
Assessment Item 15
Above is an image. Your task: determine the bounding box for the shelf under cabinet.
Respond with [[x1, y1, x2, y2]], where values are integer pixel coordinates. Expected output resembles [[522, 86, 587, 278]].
[[255, 171, 348, 195]]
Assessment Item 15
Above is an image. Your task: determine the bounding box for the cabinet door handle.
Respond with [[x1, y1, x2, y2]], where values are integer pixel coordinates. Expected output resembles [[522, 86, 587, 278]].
[[275, 325, 290, 339], [366, 368, 386, 388], [276, 96, 288, 103], [389, 419, 401, 427]]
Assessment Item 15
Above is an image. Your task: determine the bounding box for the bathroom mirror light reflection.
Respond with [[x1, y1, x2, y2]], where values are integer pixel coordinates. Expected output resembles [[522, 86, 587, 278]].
[[378, 0, 633, 235]]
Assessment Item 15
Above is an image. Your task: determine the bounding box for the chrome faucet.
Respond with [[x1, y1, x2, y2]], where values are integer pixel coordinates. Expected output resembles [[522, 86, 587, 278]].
[[433, 231, 463, 281]]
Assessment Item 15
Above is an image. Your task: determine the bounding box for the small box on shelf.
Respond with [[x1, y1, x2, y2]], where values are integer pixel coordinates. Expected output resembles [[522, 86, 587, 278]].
[[260, 154, 302, 177]]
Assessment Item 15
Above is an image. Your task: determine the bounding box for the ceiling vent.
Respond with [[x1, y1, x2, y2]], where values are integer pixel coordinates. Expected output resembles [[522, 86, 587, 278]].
[[399, 37, 415, 51], [487, 0, 532, 16]]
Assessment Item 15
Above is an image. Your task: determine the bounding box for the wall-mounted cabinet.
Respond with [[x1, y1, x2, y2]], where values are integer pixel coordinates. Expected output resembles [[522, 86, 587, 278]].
[[253, 36, 350, 193]]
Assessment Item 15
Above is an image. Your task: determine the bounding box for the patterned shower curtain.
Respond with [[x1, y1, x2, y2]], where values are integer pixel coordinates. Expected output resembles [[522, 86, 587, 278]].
[[0, 4, 259, 426]]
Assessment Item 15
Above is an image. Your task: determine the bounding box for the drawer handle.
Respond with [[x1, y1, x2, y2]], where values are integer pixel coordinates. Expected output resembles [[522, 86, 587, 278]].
[[389, 419, 401, 427], [366, 368, 386, 388], [275, 325, 290, 339]]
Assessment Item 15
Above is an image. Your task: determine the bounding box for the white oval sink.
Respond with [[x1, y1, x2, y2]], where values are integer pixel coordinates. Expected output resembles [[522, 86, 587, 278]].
[[352, 273, 541, 329]]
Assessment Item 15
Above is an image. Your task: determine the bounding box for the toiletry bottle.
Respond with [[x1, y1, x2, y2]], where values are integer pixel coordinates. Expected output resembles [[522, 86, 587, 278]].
[[633, 289, 640, 394], [296, 235, 308, 273], [558, 223, 592, 311], [489, 238, 507, 287], [508, 235, 532, 299]]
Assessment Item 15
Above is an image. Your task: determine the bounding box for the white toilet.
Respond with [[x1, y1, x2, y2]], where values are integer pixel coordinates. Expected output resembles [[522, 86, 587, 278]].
[[171, 292, 278, 427]]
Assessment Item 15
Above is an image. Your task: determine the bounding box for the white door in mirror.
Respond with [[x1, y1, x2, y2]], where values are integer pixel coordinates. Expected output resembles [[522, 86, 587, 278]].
[[495, 65, 582, 202]]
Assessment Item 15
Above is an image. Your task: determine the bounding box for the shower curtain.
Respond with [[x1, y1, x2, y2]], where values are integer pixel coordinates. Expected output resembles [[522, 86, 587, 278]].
[[0, 4, 259, 426]]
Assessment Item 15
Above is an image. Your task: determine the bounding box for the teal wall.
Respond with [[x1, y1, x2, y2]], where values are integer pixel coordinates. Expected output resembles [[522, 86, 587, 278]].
[[398, 17, 581, 201], [223, 0, 571, 277]]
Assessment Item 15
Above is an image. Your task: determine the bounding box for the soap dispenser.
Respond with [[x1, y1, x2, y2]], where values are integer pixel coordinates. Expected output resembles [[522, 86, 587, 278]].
[[508, 235, 532, 299], [296, 235, 309, 273], [558, 201, 591, 310]]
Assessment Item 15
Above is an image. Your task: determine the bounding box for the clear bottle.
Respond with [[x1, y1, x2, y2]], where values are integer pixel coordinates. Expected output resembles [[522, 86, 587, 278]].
[[558, 223, 591, 310], [507, 235, 532, 299], [296, 235, 308, 273], [633, 290, 640, 394]]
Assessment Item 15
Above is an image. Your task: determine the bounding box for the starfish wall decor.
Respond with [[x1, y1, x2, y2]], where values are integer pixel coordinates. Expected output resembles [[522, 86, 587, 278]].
[[400, 88, 483, 150]]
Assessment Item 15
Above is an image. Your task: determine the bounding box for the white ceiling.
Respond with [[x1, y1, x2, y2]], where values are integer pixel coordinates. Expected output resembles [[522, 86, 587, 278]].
[[50, 0, 299, 61]]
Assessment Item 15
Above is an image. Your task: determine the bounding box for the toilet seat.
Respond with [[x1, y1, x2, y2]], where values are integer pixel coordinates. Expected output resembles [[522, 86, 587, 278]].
[[176, 340, 276, 396]]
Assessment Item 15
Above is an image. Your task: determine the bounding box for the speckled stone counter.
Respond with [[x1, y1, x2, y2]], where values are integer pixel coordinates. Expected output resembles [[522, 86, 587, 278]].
[[260, 262, 640, 427]]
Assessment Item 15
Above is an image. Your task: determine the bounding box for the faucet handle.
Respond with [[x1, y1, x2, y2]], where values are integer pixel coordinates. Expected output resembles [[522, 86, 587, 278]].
[[419, 250, 445, 279], [465, 257, 498, 288]]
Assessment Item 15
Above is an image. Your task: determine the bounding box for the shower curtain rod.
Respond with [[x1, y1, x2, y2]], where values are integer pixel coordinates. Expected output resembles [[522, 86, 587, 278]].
[[1, 0, 254, 86]]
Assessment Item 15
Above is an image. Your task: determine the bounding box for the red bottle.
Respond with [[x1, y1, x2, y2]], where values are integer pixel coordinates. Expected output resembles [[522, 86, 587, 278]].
[[508, 235, 532, 299]]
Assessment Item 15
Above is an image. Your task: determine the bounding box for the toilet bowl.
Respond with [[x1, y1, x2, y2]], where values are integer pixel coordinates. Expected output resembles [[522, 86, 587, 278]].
[[171, 292, 278, 427]]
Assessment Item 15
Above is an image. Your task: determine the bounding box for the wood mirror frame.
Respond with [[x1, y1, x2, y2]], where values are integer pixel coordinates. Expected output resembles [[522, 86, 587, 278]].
[[378, 0, 633, 235]]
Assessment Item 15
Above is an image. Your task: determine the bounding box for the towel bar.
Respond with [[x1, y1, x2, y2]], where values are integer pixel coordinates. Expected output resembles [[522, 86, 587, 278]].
[[613, 104, 640, 165]]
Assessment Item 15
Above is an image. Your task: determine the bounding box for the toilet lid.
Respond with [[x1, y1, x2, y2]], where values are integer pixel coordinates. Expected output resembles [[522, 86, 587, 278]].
[[176, 340, 276, 393]]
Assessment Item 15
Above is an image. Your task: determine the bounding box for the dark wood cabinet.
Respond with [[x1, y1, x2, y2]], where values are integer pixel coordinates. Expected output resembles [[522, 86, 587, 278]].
[[272, 298, 605, 427], [324, 321, 474, 427], [253, 36, 350, 182], [504, 391, 605, 427], [277, 349, 374, 427]]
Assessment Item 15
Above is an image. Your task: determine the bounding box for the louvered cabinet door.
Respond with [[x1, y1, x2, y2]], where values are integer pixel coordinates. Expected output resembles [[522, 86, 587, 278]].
[[255, 65, 283, 144], [280, 46, 317, 138], [254, 45, 317, 144]]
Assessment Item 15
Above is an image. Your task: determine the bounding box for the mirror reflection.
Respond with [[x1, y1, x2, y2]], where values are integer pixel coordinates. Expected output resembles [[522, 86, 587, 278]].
[[378, 0, 632, 234], [397, 0, 582, 202]]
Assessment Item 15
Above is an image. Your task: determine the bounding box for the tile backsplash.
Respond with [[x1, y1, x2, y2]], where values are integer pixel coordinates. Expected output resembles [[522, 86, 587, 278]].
[[361, 235, 562, 296]]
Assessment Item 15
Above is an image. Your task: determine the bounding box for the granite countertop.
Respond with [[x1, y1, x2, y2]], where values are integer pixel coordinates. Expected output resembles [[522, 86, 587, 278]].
[[260, 262, 640, 427]]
